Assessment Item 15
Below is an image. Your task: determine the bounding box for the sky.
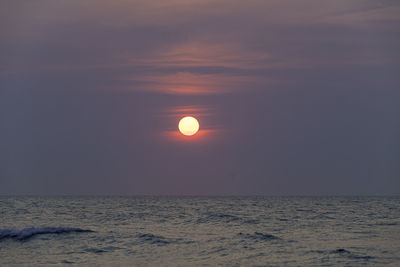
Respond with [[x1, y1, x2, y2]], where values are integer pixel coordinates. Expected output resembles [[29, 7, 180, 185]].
[[1, 0, 399, 195]]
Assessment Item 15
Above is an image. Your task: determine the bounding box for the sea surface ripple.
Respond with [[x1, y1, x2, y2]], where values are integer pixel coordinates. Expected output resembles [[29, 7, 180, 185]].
[[0, 196, 399, 266]]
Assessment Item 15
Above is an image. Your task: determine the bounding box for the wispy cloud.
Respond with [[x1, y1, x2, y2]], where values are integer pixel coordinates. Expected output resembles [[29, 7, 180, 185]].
[[1, 0, 399, 94]]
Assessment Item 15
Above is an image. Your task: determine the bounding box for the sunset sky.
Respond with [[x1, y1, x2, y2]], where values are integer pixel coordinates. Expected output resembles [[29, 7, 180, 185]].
[[1, 0, 399, 195]]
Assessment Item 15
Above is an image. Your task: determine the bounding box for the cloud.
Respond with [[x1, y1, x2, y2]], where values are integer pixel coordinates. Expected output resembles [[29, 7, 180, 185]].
[[1, 0, 399, 95]]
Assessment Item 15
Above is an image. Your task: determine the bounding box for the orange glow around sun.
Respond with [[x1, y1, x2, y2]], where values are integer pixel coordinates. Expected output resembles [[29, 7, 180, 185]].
[[178, 116, 199, 136]]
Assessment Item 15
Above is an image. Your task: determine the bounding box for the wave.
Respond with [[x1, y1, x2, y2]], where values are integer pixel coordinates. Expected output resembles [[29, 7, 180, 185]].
[[333, 248, 351, 254], [305, 248, 374, 261], [197, 213, 241, 224], [0, 227, 93, 241], [137, 233, 171, 245], [375, 222, 398, 226], [135, 232, 193, 246], [331, 248, 374, 260], [238, 232, 280, 241], [197, 213, 259, 224]]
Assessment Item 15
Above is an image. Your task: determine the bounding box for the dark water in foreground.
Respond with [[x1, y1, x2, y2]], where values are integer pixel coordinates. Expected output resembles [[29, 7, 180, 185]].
[[0, 196, 399, 266]]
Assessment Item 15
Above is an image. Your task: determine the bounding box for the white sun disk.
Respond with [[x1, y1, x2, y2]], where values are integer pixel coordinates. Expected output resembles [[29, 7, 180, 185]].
[[178, 116, 199, 136]]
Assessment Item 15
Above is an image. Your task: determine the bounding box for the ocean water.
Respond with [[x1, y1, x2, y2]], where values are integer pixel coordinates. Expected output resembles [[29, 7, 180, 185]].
[[0, 196, 399, 266]]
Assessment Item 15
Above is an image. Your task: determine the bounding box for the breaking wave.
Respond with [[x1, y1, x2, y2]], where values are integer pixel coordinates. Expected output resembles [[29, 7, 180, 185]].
[[0, 227, 93, 241]]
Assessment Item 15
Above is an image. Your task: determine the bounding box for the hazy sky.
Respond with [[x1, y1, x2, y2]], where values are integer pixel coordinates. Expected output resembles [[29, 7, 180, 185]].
[[1, 0, 399, 195]]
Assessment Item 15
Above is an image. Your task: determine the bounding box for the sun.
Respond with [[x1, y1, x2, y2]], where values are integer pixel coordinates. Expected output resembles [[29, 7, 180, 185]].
[[178, 116, 199, 136]]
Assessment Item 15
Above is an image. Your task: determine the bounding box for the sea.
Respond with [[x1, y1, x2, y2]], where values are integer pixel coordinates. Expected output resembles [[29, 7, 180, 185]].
[[0, 196, 399, 266]]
